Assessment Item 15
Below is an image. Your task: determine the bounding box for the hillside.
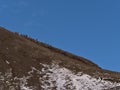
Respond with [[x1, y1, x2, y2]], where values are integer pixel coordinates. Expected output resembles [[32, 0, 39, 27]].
[[0, 27, 120, 90]]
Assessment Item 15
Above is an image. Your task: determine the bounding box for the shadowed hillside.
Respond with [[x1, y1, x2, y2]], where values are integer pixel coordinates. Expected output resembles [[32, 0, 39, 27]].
[[0, 27, 120, 90]]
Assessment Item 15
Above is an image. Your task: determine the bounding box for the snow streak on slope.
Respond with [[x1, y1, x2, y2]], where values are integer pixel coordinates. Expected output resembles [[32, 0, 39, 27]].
[[0, 69, 33, 90], [39, 63, 120, 90], [0, 63, 120, 90]]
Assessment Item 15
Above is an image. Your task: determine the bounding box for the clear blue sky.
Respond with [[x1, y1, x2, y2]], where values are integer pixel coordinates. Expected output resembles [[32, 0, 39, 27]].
[[0, 0, 120, 72]]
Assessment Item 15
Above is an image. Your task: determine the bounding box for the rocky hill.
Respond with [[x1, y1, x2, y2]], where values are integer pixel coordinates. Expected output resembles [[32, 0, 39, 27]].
[[0, 27, 120, 90]]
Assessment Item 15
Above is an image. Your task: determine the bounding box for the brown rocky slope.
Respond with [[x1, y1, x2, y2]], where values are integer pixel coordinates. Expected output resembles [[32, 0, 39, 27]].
[[0, 27, 120, 90]]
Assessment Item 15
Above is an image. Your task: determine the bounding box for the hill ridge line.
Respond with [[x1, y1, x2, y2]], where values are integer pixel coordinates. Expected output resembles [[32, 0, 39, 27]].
[[0, 26, 100, 68]]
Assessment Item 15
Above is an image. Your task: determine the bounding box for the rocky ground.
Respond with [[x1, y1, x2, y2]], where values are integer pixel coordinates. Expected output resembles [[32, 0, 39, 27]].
[[0, 27, 120, 90]]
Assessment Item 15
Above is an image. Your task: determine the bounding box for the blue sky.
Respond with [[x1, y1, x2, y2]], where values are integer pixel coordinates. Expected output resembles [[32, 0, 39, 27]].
[[0, 0, 120, 72]]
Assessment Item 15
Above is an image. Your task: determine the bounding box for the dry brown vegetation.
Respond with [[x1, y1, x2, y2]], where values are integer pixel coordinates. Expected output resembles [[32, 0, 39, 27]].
[[0, 26, 120, 87]]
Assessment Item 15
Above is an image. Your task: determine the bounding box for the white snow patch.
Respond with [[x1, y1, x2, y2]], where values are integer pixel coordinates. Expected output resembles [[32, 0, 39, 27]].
[[0, 69, 33, 90], [5, 60, 10, 64], [0, 63, 120, 90], [39, 63, 120, 90], [18, 76, 33, 90]]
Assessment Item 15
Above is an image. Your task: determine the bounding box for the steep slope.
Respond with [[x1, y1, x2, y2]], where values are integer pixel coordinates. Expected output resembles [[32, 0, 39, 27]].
[[0, 27, 120, 90]]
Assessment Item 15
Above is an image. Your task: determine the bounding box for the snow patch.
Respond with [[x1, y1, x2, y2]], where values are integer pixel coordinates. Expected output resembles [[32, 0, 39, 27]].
[[0, 69, 33, 90], [5, 60, 10, 64], [39, 63, 120, 90], [0, 63, 120, 90]]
